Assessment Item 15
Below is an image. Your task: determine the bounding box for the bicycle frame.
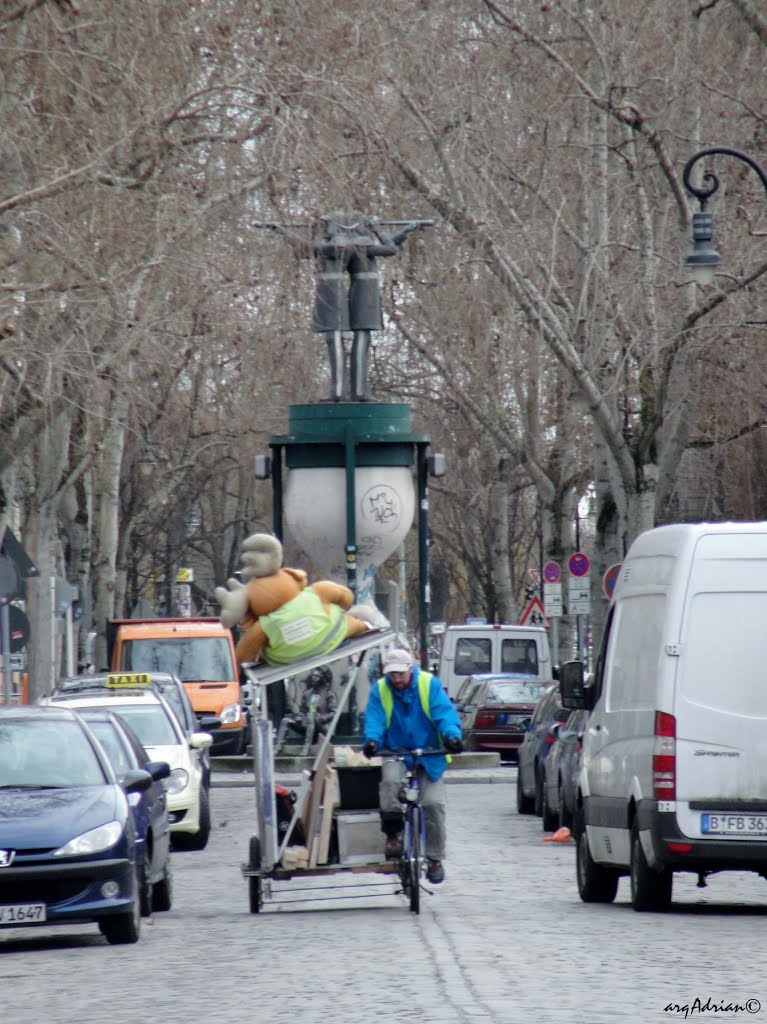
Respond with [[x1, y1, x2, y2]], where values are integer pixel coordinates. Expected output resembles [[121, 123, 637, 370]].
[[380, 748, 443, 914]]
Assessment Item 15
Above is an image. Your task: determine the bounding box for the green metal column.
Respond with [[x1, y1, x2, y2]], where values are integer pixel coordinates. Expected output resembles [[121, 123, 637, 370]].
[[417, 442, 430, 668]]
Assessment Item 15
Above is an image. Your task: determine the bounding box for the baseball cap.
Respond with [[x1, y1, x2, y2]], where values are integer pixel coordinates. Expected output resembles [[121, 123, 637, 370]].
[[383, 648, 413, 674]]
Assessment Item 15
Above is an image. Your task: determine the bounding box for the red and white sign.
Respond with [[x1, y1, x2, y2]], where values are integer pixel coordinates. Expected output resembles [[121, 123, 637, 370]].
[[520, 595, 549, 630], [568, 551, 590, 577], [543, 561, 561, 584], [602, 563, 622, 600]]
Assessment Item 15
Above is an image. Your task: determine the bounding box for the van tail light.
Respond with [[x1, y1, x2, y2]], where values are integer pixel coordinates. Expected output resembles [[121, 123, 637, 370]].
[[475, 711, 496, 727], [653, 710, 676, 800]]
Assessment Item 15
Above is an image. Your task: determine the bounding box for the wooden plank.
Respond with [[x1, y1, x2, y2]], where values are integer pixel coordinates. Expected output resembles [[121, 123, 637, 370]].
[[316, 766, 337, 865], [302, 740, 332, 861]]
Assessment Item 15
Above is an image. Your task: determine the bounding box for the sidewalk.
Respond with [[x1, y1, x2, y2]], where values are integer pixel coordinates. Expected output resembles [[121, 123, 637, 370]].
[[211, 757, 516, 788]]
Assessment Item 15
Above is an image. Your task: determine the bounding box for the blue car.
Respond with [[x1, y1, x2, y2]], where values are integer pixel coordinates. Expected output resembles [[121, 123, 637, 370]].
[[516, 683, 570, 817], [0, 705, 151, 944], [77, 708, 172, 916]]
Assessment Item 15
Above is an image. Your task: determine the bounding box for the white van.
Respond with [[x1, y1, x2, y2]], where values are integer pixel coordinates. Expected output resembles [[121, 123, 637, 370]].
[[560, 522, 767, 912], [436, 624, 553, 700]]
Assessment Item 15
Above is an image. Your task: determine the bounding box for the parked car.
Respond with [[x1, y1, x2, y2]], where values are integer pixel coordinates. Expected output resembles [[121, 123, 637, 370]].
[[45, 676, 213, 851], [55, 671, 216, 790], [455, 674, 551, 760], [0, 705, 148, 944], [77, 708, 173, 915], [516, 682, 570, 816], [541, 708, 589, 832]]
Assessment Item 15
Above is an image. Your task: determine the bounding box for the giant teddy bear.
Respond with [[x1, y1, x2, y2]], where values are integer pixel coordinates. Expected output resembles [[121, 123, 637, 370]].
[[215, 533, 379, 666]]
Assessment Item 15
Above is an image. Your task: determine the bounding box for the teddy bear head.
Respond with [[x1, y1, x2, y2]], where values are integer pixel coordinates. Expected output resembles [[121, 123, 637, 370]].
[[215, 533, 308, 628]]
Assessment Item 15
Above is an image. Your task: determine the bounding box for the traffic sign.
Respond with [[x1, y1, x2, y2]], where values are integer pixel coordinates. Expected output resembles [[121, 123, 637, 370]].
[[568, 551, 590, 577], [543, 583, 563, 617], [567, 573, 591, 614], [520, 595, 549, 630], [543, 561, 561, 584], [603, 563, 622, 601]]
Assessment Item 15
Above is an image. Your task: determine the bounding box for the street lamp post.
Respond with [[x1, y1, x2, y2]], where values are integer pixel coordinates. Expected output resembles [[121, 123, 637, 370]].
[[683, 146, 767, 285]]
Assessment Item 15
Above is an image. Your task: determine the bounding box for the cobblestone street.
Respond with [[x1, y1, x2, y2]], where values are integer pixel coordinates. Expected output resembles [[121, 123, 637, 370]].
[[2, 776, 767, 1024]]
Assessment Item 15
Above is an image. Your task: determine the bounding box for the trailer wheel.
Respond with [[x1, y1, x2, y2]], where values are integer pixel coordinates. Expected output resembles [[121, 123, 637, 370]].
[[248, 836, 263, 914]]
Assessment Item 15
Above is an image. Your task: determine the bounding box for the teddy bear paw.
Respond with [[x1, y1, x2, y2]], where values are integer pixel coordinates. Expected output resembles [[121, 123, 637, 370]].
[[349, 603, 388, 628], [214, 577, 250, 628]]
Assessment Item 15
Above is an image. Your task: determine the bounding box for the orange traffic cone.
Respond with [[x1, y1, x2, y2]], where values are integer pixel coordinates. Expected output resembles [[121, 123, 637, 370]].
[[543, 826, 572, 843]]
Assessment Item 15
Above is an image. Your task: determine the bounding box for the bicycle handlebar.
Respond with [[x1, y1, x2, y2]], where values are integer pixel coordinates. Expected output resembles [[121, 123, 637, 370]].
[[376, 748, 445, 758]]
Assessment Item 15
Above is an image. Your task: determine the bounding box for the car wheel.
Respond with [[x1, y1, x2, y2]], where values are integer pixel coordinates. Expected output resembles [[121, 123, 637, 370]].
[[137, 843, 153, 917], [172, 786, 211, 852], [152, 857, 173, 913], [575, 810, 619, 904], [630, 821, 672, 912], [248, 835, 263, 914], [516, 768, 535, 814], [541, 782, 558, 833], [99, 886, 141, 945]]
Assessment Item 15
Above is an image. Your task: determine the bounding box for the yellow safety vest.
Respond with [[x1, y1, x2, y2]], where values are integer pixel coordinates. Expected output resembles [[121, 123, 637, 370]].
[[260, 589, 347, 665], [376, 671, 451, 760]]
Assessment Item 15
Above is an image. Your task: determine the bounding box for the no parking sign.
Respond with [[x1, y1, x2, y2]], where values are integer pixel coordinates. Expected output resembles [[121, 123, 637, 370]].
[[602, 563, 622, 601]]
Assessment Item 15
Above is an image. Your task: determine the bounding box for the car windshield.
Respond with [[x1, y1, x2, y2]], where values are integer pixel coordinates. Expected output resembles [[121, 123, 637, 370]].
[[0, 718, 107, 788], [85, 720, 133, 775], [82, 704, 179, 748], [485, 681, 546, 704], [122, 637, 234, 682], [150, 683, 189, 731]]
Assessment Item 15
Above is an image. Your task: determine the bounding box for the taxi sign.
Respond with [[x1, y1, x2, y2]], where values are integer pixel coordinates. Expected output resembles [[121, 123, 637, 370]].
[[105, 672, 152, 689]]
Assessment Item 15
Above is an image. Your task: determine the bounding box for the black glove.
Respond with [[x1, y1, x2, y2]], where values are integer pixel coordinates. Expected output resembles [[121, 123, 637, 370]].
[[443, 735, 463, 754], [362, 740, 379, 759]]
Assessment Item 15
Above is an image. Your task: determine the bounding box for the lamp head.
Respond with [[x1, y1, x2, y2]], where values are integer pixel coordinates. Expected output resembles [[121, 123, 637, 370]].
[[684, 210, 720, 286]]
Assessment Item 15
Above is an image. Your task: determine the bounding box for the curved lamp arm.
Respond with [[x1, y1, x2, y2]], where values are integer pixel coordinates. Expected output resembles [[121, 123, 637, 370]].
[[682, 147, 767, 285], [683, 146, 767, 209]]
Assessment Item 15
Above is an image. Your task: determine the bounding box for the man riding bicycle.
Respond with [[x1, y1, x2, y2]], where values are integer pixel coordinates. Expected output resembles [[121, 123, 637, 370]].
[[361, 647, 462, 884]]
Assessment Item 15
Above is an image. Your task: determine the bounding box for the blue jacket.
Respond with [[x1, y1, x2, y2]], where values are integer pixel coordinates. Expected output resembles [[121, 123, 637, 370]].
[[362, 668, 462, 781]]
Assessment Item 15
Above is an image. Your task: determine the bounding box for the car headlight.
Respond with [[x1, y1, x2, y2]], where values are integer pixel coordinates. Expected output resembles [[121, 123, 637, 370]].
[[166, 768, 190, 794], [219, 702, 242, 725], [54, 821, 123, 857]]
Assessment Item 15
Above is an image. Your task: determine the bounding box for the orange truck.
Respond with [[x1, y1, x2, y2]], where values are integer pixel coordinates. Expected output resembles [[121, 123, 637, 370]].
[[106, 617, 248, 755]]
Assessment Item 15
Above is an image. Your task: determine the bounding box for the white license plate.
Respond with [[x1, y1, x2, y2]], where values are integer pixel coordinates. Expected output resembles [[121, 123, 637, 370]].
[[701, 813, 767, 836], [0, 903, 46, 925]]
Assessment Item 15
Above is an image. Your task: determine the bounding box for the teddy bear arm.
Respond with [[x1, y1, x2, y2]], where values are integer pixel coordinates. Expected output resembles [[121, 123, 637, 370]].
[[235, 623, 269, 664], [311, 580, 355, 610]]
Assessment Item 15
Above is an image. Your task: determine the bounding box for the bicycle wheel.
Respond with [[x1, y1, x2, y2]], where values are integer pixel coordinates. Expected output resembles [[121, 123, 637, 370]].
[[408, 806, 421, 914]]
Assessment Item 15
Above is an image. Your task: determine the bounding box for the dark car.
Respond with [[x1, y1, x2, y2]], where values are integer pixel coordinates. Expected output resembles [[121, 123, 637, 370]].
[[0, 705, 150, 944], [53, 671, 215, 790], [77, 708, 173, 915], [516, 683, 570, 816], [456, 675, 551, 760], [541, 708, 589, 832]]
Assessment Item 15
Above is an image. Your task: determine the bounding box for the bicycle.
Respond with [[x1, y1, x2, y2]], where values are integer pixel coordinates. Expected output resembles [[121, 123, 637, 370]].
[[378, 748, 444, 914]]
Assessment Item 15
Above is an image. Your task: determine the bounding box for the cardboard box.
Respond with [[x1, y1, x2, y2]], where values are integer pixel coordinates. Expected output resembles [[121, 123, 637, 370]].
[[336, 810, 386, 866]]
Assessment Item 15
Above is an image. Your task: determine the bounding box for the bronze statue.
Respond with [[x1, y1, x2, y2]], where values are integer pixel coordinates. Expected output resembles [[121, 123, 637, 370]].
[[260, 212, 432, 401]]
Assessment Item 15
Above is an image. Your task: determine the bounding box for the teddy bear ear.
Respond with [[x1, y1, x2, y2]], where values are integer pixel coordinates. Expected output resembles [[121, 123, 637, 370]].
[[240, 533, 283, 577]]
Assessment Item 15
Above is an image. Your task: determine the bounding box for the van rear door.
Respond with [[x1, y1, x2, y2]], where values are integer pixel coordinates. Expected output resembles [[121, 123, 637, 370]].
[[674, 534, 767, 841]]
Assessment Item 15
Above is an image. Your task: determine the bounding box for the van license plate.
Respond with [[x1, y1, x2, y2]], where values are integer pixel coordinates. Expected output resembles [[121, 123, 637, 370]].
[[0, 903, 46, 924], [701, 813, 767, 836]]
